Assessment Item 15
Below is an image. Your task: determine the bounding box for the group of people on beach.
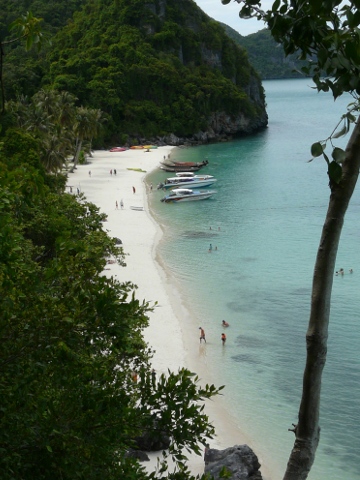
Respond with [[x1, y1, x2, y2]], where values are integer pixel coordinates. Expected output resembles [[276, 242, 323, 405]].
[[199, 319, 230, 345]]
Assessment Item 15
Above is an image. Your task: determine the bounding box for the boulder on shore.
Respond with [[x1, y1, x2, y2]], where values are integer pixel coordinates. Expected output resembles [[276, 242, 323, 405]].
[[204, 444, 263, 480]]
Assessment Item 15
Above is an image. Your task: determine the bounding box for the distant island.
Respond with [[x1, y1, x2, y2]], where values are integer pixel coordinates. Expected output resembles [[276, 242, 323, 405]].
[[222, 26, 308, 80]]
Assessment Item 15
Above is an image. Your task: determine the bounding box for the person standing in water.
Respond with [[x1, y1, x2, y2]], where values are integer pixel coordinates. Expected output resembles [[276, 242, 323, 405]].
[[199, 327, 206, 343], [221, 333, 227, 345]]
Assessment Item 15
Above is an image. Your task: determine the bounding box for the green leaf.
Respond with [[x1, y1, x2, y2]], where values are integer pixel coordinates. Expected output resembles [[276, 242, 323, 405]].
[[332, 147, 346, 163], [311, 142, 324, 157], [272, 0, 281, 12], [46, 445, 53, 452], [332, 125, 347, 138], [328, 160, 343, 184]]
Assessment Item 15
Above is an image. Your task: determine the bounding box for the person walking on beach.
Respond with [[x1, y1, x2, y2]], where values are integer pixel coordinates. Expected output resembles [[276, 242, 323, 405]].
[[115, 201, 118, 209], [199, 327, 206, 343], [132, 186, 136, 194], [120, 199, 124, 209], [110, 169, 112, 175], [114, 169, 117, 175], [221, 333, 227, 345], [88, 170, 91, 176]]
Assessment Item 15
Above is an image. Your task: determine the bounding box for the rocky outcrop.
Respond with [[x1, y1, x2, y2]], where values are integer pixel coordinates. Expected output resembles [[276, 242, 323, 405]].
[[134, 422, 171, 452], [204, 445, 263, 480], [124, 449, 150, 462], [126, 113, 267, 147]]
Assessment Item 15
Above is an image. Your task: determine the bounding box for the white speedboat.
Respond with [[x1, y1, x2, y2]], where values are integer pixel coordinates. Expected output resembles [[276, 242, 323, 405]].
[[160, 188, 216, 203], [157, 173, 217, 190]]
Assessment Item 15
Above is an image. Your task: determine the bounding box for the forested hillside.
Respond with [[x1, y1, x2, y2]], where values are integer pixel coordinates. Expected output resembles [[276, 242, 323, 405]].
[[223, 26, 308, 79], [0, 0, 268, 146]]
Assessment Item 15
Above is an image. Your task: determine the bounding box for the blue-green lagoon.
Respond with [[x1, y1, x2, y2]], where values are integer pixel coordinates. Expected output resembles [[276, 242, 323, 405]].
[[148, 79, 360, 480]]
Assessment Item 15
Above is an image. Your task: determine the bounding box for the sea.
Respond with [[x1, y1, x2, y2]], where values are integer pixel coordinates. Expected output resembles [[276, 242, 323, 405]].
[[147, 78, 360, 480]]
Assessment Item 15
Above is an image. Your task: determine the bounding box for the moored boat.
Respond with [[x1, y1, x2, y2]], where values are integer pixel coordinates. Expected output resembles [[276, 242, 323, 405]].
[[159, 159, 209, 172], [160, 188, 216, 203], [160, 164, 203, 172], [157, 173, 217, 190], [172, 159, 208, 167]]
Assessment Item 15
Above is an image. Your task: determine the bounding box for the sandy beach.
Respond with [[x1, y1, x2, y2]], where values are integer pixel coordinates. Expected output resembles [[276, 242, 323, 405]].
[[66, 147, 270, 478]]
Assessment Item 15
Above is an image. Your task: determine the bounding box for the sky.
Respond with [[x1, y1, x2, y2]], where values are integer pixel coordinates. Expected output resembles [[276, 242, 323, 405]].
[[193, 0, 270, 36]]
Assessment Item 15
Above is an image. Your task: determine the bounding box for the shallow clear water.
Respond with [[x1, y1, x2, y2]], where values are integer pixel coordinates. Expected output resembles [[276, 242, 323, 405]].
[[148, 79, 360, 480]]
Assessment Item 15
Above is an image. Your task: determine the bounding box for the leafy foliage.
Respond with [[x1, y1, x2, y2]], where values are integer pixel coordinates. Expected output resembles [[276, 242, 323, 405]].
[[6, 89, 105, 173], [236, 0, 360, 98], [0, 0, 266, 145], [0, 11, 44, 112], [0, 128, 220, 479]]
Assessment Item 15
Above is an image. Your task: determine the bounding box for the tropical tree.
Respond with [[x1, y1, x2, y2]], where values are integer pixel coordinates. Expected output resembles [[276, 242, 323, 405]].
[[72, 106, 104, 170], [6, 89, 102, 173], [222, 1, 360, 479], [0, 11, 43, 113]]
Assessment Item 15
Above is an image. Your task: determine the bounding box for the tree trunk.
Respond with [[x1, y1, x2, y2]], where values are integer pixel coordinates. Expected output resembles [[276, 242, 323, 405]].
[[0, 44, 5, 113], [283, 120, 360, 480], [70, 138, 82, 173]]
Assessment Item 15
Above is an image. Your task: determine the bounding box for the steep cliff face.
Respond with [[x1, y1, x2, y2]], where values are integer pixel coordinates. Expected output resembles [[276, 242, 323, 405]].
[[158, 73, 268, 146], [127, 0, 268, 144], [46, 0, 268, 145]]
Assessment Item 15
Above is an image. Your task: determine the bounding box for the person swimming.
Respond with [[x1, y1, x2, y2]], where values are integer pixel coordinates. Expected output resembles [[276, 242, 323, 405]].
[[222, 320, 229, 327]]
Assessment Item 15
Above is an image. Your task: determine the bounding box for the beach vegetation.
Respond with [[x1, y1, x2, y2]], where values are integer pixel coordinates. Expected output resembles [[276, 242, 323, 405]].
[[0, 127, 221, 479], [6, 89, 105, 173], [227, 0, 360, 478]]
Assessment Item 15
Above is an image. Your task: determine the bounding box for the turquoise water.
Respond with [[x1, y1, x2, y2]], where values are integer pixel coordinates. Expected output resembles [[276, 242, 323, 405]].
[[148, 79, 360, 480]]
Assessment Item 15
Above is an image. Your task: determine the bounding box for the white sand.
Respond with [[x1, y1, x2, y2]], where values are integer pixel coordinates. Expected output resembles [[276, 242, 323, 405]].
[[67, 147, 272, 479]]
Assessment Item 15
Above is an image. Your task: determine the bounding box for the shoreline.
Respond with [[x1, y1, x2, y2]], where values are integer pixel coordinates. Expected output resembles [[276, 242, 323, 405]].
[[66, 147, 273, 479]]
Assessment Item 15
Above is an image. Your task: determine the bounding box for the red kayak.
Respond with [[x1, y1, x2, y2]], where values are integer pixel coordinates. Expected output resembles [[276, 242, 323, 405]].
[[110, 147, 127, 152]]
